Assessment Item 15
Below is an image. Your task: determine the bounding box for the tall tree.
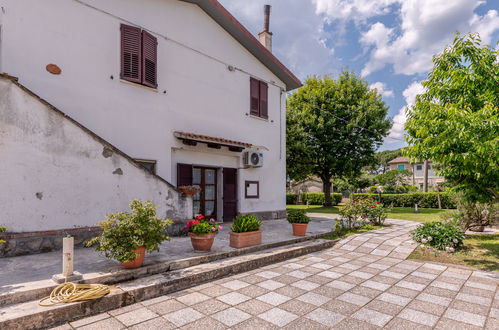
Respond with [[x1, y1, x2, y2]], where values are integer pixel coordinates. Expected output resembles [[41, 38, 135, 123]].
[[287, 72, 391, 206], [405, 33, 499, 203], [368, 148, 404, 174]]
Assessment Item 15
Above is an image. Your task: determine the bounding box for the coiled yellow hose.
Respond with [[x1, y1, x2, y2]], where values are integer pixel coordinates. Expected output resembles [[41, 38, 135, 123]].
[[39, 282, 110, 306]]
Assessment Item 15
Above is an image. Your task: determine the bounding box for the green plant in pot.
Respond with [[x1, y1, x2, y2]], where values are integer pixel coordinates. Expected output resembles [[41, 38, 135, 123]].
[[86, 200, 172, 268], [287, 209, 310, 236], [229, 214, 262, 248], [186, 215, 222, 252], [0, 226, 6, 244]]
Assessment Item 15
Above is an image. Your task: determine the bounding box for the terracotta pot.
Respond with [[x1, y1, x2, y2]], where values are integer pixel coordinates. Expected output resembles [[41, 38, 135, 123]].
[[121, 246, 146, 269], [291, 223, 308, 236], [189, 232, 217, 252], [229, 230, 262, 248], [179, 187, 198, 196]]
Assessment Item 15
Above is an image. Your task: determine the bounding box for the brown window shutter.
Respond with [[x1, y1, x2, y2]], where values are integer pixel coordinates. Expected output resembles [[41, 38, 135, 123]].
[[141, 30, 158, 88], [250, 77, 260, 116], [177, 163, 193, 187], [120, 24, 142, 83], [259, 81, 268, 119]]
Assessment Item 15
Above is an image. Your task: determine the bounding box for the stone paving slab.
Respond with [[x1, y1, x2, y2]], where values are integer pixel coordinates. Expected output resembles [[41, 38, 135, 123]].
[[57, 219, 499, 330], [0, 217, 337, 306]]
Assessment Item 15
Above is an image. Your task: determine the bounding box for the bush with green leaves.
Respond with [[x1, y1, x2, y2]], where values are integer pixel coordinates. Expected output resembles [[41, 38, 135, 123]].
[[287, 209, 310, 224], [412, 222, 464, 251], [0, 226, 6, 244], [352, 192, 456, 209], [442, 198, 498, 231], [301, 193, 342, 205], [86, 200, 173, 263], [286, 193, 298, 205], [231, 214, 261, 233]]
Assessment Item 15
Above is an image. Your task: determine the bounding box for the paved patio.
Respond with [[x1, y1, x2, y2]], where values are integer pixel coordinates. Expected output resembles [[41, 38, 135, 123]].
[[52, 219, 499, 329]]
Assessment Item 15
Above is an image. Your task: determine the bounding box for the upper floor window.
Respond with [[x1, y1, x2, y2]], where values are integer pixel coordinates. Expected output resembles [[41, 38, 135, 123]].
[[416, 165, 423, 171], [397, 164, 405, 170], [250, 77, 268, 119], [120, 24, 157, 88]]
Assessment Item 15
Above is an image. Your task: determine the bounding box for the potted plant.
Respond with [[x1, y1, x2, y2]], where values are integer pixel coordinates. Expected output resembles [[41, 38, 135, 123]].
[[287, 209, 310, 236], [229, 214, 262, 248], [178, 185, 200, 196], [186, 215, 222, 252], [86, 200, 172, 269], [0, 226, 6, 244]]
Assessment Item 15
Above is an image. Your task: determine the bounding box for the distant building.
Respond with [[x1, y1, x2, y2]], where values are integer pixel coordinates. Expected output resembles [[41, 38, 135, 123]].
[[387, 157, 445, 190]]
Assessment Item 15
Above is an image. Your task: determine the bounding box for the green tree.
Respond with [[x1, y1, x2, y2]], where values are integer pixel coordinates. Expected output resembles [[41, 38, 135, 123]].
[[287, 72, 391, 206], [405, 33, 499, 203], [368, 148, 404, 174], [374, 169, 412, 186]]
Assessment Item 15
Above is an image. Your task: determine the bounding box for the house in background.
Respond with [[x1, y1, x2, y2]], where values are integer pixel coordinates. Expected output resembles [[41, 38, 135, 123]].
[[387, 157, 445, 190], [0, 0, 300, 251]]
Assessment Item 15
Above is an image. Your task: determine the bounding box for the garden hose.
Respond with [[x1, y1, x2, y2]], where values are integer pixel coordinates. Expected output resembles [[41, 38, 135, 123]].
[[38, 281, 110, 306]]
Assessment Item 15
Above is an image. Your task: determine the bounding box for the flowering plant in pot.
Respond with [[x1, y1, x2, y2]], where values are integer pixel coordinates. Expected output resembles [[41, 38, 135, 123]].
[[287, 209, 310, 236], [178, 185, 201, 196], [186, 215, 222, 252], [229, 214, 262, 248], [86, 200, 172, 268]]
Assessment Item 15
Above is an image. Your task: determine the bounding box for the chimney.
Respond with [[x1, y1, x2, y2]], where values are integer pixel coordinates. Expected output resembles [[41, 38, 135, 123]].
[[258, 5, 272, 52]]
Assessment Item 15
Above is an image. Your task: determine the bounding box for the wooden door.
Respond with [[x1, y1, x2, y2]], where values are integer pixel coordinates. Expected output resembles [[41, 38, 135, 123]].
[[223, 168, 237, 222], [192, 167, 217, 218]]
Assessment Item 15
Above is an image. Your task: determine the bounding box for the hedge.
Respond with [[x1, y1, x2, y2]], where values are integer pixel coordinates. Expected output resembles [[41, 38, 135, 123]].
[[351, 192, 456, 209], [286, 193, 343, 206]]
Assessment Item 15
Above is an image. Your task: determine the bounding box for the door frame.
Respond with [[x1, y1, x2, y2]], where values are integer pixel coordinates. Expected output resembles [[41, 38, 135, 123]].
[[192, 166, 217, 218]]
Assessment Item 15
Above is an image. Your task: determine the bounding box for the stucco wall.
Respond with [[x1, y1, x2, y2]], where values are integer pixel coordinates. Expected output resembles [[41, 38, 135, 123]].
[[0, 76, 192, 232], [0, 0, 287, 216]]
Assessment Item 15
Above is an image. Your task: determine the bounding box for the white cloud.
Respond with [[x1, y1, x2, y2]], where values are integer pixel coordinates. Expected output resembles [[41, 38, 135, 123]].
[[359, 0, 499, 76], [312, 0, 398, 23], [388, 81, 425, 140], [369, 82, 394, 98], [219, 0, 338, 79]]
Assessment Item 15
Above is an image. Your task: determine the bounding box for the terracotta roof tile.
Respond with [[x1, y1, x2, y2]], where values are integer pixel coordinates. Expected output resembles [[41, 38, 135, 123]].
[[174, 131, 252, 148]]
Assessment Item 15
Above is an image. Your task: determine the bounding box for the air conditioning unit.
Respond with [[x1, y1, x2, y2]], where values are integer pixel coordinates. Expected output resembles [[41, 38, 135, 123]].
[[242, 149, 264, 168]]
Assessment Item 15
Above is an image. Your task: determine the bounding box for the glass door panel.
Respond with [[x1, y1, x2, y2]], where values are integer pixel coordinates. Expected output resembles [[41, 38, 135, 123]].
[[192, 167, 217, 219]]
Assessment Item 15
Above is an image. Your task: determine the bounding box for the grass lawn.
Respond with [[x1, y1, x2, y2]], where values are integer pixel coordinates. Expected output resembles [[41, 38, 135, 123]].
[[286, 204, 454, 223], [408, 234, 499, 272], [322, 224, 383, 240]]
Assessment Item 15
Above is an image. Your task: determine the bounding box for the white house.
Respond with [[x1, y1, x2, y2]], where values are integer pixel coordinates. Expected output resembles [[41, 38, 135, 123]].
[[0, 0, 301, 241]]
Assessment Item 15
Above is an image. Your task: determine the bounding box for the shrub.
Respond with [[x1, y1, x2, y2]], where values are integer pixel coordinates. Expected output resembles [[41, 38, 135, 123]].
[[301, 193, 342, 205], [287, 209, 310, 224], [86, 200, 172, 263], [0, 226, 6, 244], [286, 193, 298, 205], [352, 192, 456, 209], [442, 199, 498, 231], [231, 214, 261, 233], [340, 197, 387, 228], [186, 215, 222, 235], [412, 222, 464, 251]]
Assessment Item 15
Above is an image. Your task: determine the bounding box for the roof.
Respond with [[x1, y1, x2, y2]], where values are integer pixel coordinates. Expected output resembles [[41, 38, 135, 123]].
[[174, 131, 253, 148], [388, 156, 410, 164], [179, 0, 301, 91]]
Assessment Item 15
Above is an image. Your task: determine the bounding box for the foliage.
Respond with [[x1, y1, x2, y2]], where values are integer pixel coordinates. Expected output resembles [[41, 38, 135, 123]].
[[405, 33, 499, 203], [186, 215, 222, 235], [374, 169, 411, 186], [287, 72, 391, 205], [352, 192, 456, 209], [367, 149, 404, 174], [442, 198, 498, 231], [0, 226, 6, 244], [286, 193, 298, 205], [301, 193, 342, 205], [231, 214, 261, 233], [334, 172, 374, 193], [412, 222, 464, 251], [367, 185, 418, 194], [339, 197, 386, 228], [287, 209, 310, 224], [86, 200, 172, 263]]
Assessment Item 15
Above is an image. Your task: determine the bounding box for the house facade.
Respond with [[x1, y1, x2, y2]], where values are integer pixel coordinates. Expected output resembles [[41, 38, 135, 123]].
[[0, 0, 300, 234], [387, 157, 445, 189]]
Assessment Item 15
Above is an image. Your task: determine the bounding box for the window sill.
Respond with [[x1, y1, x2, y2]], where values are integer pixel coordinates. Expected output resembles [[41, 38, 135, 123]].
[[120, 79, 158, 92], [249, 114, 269, 122]]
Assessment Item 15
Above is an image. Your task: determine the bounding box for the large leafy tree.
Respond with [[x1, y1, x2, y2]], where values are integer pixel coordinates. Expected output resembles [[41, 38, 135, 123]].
[[367, 148, 404, 174], [405, 33, 498, 203], [287, 72, 391, 206]]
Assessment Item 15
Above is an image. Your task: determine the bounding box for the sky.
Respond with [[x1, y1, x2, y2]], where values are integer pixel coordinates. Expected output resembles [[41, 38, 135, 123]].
[[219, 0, 499, 151]]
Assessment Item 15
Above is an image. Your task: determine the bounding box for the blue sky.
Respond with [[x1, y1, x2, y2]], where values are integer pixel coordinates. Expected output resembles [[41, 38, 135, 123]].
[[220, 0, 499, 151]]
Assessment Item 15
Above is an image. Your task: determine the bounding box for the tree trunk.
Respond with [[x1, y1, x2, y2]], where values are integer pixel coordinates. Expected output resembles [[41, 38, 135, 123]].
[[322, 178, 332, 206], [423, 160, 429, 192]]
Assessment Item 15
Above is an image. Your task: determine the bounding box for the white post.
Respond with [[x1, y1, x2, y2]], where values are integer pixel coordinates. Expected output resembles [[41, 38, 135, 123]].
[[414, 204, 419, 213], [62, 236, 74, 277]]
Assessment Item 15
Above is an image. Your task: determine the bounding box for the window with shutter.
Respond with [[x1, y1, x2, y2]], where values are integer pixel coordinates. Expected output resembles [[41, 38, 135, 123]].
[[121, 24, 142, 83], [250, 77, 260, 116], [259, 81, 268, 119], [142, 30, 157, 88]]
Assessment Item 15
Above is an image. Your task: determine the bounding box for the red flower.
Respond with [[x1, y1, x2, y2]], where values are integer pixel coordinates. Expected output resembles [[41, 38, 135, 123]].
[[371, 205, 376, 208], [195, 215, 205, 221], [376, 201, 380, 204], [186, 220, 200, 229]]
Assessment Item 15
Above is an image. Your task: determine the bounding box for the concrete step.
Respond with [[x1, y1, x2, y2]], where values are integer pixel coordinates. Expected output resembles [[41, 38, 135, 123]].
[[0, 232, 332, 308], [0, 237, 338, 330]]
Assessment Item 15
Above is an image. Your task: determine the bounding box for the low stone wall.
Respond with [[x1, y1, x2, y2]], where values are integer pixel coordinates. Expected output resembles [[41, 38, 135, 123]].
[[241, 209, 287, 221], [0, 221, 190, 258]]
